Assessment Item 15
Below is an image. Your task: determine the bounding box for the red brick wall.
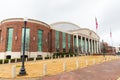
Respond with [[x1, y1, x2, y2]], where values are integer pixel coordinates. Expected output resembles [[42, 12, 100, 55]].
[[0, 24, 8, 52], [70, 34, 74, 52], [50, 29, 55, 52], [0, 21, 50, 52], [0, 19, 74, 53]]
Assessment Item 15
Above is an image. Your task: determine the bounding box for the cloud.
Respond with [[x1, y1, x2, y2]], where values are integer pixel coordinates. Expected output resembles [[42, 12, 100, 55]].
[[0, 0, 119, 46]]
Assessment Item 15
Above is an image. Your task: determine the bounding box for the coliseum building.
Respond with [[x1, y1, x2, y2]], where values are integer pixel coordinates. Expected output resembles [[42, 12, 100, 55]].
[[0, 18, 100, 59]]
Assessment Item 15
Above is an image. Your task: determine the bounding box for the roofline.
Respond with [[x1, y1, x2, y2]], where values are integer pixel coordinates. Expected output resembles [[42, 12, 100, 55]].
[[1, 18, 50, 28], [72, 28, 100, 39], [50, 21, 80, 34], [50, 21, 81, 28]]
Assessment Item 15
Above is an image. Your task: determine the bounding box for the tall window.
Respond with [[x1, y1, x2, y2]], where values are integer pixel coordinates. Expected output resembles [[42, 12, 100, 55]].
[[78, 38, 81, 47], [62, 32, 66, 52], [78, 38, 81, 52], [74, 37, 76, 47], [7, 28, 13, 51], [80, 38, 82, 47], [21, 28, 30, 51], [68, 34, 71, 50], [55, 31, 59, 52], [38, 30, 43, 51], [74, 36, 77, 52]]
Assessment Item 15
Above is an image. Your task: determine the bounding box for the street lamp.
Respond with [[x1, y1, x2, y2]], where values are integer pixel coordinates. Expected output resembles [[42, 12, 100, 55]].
[[19, 17, 28, 75]]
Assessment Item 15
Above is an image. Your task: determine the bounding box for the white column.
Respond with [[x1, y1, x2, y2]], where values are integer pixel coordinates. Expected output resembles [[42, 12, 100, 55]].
[[94, 40, 96, 54], [76, 34, 79, 53], [96, 41, 98, 53], [81, 36, 83, 53], [95, 40, 97, 53], [93, 40, 94, 53], [76, 34, 78, 48], [84, 37, 87, 53], [96, 41, 99, 53], [88, 38, 90, 53]]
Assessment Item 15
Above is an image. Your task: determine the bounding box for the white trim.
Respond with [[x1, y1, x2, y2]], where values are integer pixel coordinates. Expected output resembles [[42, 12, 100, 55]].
[[0, 51, 51, 59]]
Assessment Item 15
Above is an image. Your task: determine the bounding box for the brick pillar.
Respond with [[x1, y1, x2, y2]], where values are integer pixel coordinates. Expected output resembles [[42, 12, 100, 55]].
[[29, 25, 37, 52], [50, 29, 55, 52], [70, 34, 74, 53], [1, 24, 7, 52], [12, 23, 22, 52]]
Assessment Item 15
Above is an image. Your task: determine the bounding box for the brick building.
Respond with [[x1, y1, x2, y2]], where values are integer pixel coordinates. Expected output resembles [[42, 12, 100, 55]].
[[101, 42, 116, 55], [0, 18, 100, 59]]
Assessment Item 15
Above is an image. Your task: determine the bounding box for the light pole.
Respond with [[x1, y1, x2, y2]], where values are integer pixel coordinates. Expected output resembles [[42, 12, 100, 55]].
[[19, 18, 28, 75]]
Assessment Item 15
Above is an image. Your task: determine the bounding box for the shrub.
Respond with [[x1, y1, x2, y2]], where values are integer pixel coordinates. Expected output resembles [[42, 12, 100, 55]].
[[28, 58, 34, 61], [11, 58, 15, 63], [45, 57, 49, 59], [36, 57, 42, 60], [4, 59, 9, 63], [0, 60, 2, 64], [17, 58, 21, 62], [53, 52, 75, 58]]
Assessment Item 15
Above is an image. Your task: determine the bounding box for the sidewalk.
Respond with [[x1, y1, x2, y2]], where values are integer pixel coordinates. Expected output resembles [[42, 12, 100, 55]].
[[41, 59, 120, 80]]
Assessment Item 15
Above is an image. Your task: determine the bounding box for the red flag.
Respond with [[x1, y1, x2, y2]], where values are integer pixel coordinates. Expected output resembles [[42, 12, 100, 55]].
[[95, 17, 98, 30]]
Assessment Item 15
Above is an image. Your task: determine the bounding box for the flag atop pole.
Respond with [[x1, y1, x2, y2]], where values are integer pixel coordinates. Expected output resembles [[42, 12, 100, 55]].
[[110, 29, 112, 38], [95, 17, 98, 30]]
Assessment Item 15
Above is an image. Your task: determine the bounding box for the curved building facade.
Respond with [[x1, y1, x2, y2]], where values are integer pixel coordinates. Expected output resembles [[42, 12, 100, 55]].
[[0, 19, 101, 59], [0, 18, 51, 59]]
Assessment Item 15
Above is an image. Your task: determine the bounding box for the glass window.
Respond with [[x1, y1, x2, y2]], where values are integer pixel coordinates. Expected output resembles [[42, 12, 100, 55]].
[[78, 38, 81, 47], [87, 40, 89, 52], [38, 30, 43, 51], [21, 28, 30, 51], [82, 39, 85, 51], [55, 31, 59, 51], [62, 32, 66, 49], [68, 34, 71, 49], [7, 28, 13, 51], [74, 37, 76, 47]]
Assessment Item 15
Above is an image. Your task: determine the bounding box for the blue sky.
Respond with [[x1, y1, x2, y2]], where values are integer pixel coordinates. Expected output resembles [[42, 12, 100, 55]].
[[0, 0, 120, 46]]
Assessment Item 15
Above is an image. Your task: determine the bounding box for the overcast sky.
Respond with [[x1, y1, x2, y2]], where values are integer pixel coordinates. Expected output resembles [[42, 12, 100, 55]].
[[0, 0, 120, 47]]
